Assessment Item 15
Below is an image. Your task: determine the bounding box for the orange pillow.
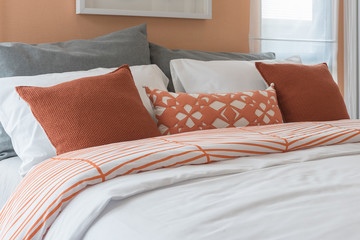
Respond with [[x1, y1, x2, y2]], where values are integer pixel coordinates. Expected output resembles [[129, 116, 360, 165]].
[[146, 85, 283, 135], [16, 65, 161, 155], [255, 62, 349, 122]]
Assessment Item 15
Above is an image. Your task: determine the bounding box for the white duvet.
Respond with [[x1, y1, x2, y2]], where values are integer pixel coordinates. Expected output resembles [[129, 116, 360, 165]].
[[44, 142, 360, 240]]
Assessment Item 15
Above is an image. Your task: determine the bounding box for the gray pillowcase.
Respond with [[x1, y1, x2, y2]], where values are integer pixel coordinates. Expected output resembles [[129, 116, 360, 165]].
[[0, 128, 16, 160], [149, 43, 276, 92], [0, 23, 151, 160], [0, 24, 150, 78]]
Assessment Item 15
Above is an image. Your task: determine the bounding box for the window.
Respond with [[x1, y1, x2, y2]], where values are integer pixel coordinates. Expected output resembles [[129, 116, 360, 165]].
[[249, 0, 338, 79]]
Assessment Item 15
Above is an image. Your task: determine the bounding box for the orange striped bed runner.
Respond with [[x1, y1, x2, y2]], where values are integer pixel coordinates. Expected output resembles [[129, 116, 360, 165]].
[[1, 120, 360, 240]]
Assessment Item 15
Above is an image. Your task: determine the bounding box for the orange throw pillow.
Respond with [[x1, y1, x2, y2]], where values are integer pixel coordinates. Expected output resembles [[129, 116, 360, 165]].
[[16, 65, 161, 155], [146, 85, 283, 135], [255, 62, 349, 122]]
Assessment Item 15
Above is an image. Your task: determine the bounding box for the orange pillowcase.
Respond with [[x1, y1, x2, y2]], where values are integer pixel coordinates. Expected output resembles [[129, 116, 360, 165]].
[[16, 65, 161, 155], [146, 85, 283, 135], [255, 63, 349, 122]]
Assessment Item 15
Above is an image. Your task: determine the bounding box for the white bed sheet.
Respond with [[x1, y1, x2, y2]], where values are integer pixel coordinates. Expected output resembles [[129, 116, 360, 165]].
[[0, 156, 22, 209], [45, 142, 360, 240]]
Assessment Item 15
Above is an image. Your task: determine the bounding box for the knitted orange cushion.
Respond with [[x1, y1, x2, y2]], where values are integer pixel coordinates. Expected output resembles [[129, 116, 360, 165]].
[[146, 85, 283, 135], [16, 65, 161, 155], [255, 62, 349, 122]]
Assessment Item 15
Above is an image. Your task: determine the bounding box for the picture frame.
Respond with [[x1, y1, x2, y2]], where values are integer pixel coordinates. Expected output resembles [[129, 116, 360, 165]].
[[76, 0, 212, 19]]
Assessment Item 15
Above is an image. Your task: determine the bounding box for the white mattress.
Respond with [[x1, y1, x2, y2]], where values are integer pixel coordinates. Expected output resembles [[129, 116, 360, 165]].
[[0, 156, 22, 209]]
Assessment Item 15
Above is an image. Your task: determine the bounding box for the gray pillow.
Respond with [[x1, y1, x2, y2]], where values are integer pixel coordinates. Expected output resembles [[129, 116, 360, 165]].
[[0, 23, 151, 160], [0, 24, 150, 78], [149, 43, 276, 92], [0, 128, 16, 160]]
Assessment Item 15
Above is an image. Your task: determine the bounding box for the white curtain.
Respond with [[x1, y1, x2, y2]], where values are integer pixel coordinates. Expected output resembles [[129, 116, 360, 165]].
[[344, 0, 359, 119], [249, 0, 339, 78]]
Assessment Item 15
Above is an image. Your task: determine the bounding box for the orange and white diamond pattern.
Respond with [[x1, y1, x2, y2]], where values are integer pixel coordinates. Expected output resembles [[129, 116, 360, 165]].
[[146, 85, 283, 135]]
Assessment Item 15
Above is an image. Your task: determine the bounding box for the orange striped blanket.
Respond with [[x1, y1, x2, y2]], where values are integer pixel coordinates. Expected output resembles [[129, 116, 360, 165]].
[[1, 120, 360, 240]]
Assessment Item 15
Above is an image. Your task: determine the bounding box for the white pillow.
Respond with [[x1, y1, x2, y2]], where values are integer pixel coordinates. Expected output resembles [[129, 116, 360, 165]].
[[0, 65, 169, 176], [170, 56, 302, 93]]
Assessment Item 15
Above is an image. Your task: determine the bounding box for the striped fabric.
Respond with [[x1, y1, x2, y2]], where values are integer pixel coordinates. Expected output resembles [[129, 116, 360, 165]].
[[1, 120, 360, 240]]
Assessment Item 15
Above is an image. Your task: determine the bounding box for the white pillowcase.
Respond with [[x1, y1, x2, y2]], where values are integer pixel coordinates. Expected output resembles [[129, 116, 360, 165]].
[[0, 65, 169, 176], [170, 56, 302, 93]]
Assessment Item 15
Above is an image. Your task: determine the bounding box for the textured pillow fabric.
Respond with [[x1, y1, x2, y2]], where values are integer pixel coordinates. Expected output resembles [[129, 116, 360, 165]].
[[0, 23, 150, 160], [146, 85, 283, 135], [170, 56, 302, 93], [255, 63, 349, 122], [0, 65, 168, 175], [149, 43, 276, 92], [16, 65, 161, 155]]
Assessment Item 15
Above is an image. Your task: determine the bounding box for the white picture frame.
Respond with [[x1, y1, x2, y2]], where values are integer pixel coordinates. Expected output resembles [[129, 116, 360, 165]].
[[76, 0, 212, 19]]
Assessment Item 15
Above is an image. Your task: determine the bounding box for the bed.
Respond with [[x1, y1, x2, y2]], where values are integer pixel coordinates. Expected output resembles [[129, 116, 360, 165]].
[[46, 142, 360, 240], [2, 120, 360, 240], [0, 24, 356, 240]]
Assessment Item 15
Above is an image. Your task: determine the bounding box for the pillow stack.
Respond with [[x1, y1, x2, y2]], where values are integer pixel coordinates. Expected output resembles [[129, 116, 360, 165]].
[[0, 23, 152, 166], [0, 64, 169, 175], [147, 57, 349, 136]]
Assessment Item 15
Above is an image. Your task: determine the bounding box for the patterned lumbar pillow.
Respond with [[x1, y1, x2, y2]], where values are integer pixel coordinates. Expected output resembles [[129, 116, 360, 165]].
[[146, 84, 283, 135]]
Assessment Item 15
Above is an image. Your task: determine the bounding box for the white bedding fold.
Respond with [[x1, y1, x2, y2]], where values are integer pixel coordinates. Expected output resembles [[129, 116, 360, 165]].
[[0, 157, 22, 209], [45, 143, 360, 240]]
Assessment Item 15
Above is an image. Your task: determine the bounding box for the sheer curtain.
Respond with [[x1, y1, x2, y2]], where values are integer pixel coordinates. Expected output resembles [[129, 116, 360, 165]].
[[344, 0, 359, 119], [249, 0, 339, 79]]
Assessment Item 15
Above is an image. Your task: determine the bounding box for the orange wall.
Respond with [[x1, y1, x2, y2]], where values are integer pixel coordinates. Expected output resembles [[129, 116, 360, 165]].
[[0, 0, 250, 52], [0, 0, 344, 91]]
